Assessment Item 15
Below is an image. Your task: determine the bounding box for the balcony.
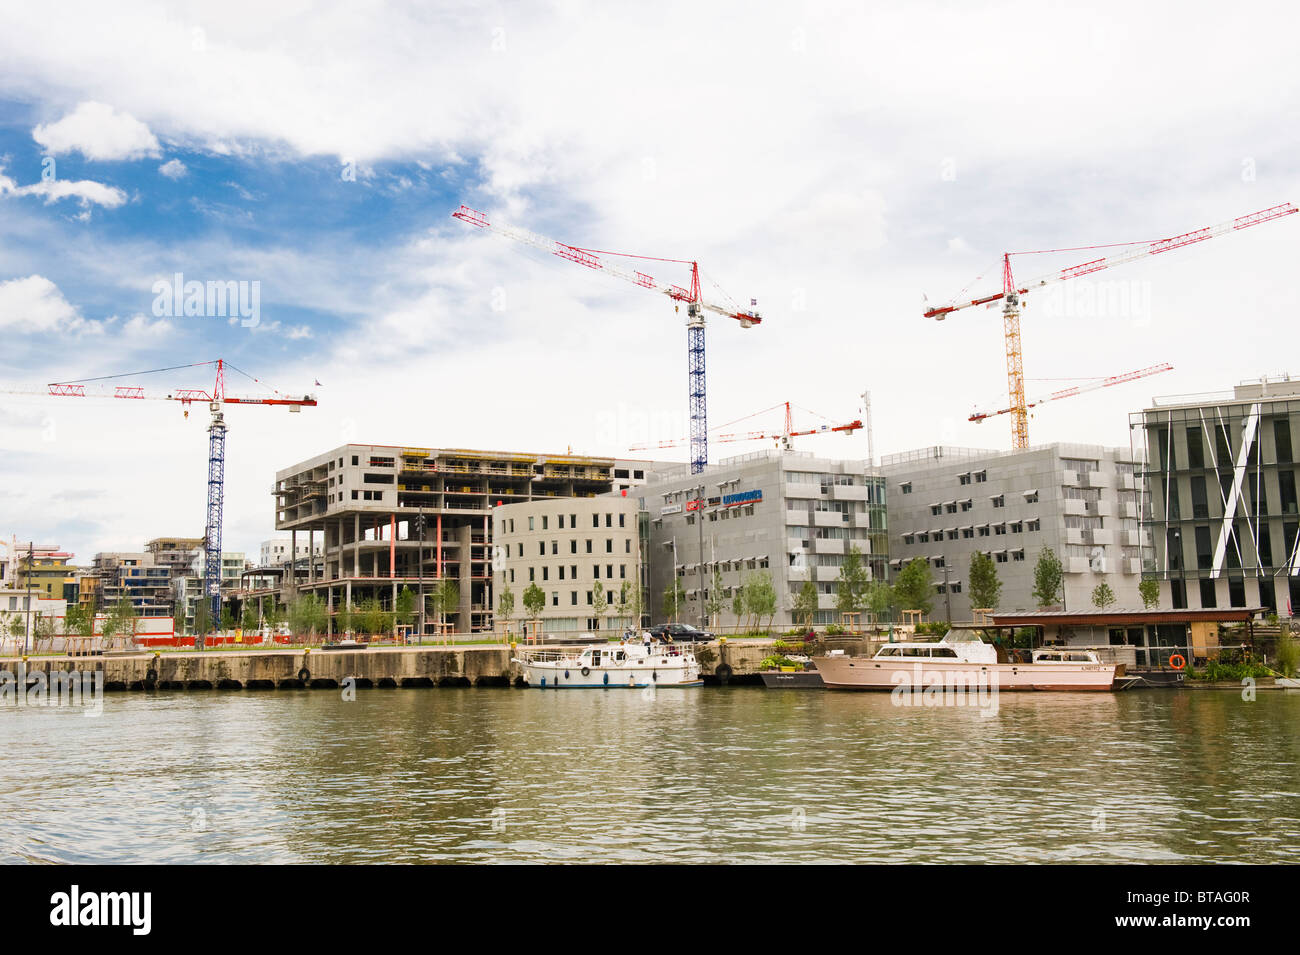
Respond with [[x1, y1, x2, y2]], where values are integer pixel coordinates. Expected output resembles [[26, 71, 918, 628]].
[[1061, 469, 1079, 487], [830, 484, 870, 501], [1125, 558, 1143, 575], [813, 511, 845, 527], [1063, 499, 1087, 516], [813, 538, 846, 555], [1082, 471, 1111, 489], [1065, 528, 1084, 545], [785, 511, 809, 526]]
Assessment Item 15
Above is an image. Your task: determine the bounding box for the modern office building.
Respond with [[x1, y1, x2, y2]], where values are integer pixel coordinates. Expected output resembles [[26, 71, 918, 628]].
[[492, 495, 643, 634], [638, 449, 887, 630], [881, 443, 1148, 620], [7, 538, 77, 602], [1133, 376, 1300, 614], [273, 444, 652, 636]]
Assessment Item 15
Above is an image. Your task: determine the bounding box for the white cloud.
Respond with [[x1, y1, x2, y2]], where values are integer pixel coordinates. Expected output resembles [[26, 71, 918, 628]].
[[158, 158, 187, 179], [0, 274, 92, 333], [9, 177, 127, 208], [32, 100, 160, 160], [120, 313, 172, 338]]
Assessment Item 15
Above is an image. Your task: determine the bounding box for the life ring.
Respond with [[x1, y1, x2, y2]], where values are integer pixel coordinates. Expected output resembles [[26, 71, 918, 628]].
[[581, 666, 590, 677], [297, 667, 310, 682], [1169, 654, 1186, 671]]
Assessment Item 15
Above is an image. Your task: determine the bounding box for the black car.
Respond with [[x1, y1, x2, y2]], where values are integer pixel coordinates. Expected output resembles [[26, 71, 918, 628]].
[[644, 623, 714, 643]]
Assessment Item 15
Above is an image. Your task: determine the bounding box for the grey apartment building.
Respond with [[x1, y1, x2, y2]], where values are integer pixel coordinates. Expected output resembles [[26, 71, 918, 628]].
[[1134, 377, 1300, 614], [638, 449, 887, 629], [882, 443, 1148, 620]]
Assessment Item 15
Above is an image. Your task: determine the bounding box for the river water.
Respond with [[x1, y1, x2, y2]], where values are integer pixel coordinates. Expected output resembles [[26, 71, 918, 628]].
[[3, 687, 1298, 864]]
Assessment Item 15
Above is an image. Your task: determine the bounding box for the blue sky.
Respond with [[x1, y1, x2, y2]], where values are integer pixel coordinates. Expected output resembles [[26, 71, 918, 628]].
[[1, 0, 1299, 564]]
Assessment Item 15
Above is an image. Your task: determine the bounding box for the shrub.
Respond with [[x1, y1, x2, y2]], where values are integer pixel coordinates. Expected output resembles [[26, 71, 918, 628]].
[[1274, 630, 1299, 678]]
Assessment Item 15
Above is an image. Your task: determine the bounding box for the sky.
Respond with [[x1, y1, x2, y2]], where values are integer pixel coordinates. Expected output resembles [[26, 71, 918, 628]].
[[1, 0, 1298, 565]]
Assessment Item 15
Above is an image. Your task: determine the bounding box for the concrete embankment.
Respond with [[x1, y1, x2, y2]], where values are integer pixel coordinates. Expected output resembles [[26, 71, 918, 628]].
[[0, 637, 828, 690]]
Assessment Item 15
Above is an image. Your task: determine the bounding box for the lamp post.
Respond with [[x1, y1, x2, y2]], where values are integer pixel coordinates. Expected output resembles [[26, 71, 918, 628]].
[[416, 509, 425, 646], [24, 542, 34, 655]]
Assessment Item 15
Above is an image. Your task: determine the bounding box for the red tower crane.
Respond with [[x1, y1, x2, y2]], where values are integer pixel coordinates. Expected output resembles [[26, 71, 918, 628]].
[[451, 204, 761, 474], [629, 401, 862, 452], [6, 359, 316, 644], [968, 362, 1174, 423], [925, 202, 1298, 449]]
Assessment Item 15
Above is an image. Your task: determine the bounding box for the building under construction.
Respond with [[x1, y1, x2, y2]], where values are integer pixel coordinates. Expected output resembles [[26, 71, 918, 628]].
[[271, 445, 653, 635]]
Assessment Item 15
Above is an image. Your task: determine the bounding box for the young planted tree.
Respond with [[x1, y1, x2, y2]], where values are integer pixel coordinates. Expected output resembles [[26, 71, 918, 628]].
[[835, 546, 871, 620], [705, 569, 725, 629], [193, 598, 211, 637], [241, 602, 260, 633], [744, 571, 778, 633], [731, 587, 746, 631], [434, 579, 461, 637], [616, 580, 632, 631], [334, 601, 354, 638], [34, 614, 56, 652], [792, 579, 819, 629], [395, 586, 417, 639], [1032, 548, 1065, 609], [865, 580, 894, 625], [892, 558, 934, 617], [220, 607, 236, 634], [1091, 581, 1117, 610], [522, 582, 546, 640], [662, 577, 686, 623], [497, 583, 515, 636], [591, 581, 608, 630], [103, 597, 138, 650], [968, 551, 1003, 612], [1138, 577, 1160, 610]]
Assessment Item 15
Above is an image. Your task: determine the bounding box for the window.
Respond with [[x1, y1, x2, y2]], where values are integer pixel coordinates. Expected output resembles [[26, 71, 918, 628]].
[[586, 540, 593, 553], [995, 551, 1008, 563], [542, 516, 548, 530], [539, 542, 545, 556], [930, 504, 942, 517], [1010, 522, 1023, 534], [1199, 578, 1217, 608], [900, 482, 912, 494], [1191, 476, 1209, 519], [947, 530, 959, 540], [1187, 427, 1205, 469], [593, 514, 599, 528], [620, 565, 627, 578], [528, 517, 535, 531], [528, 568, 535, 582], [945, 502, 957, 514], [1027, 519, 1040, 532], [571, 592, 578, 605], [994, 524, 1006, 536], [959, 472, 971, 485], [542, 567, 548, 581], [1024, 490, 1039, 504], [1281, 471, 1298, 515], [552, 592, 559, 607], [571, 514, 577, 527], [606, 539, 613, 553], [960, 499, 973, 511], [974, 471, 987, 483], [1195, 526, 1213, 570], [1276, 419, 1294, 463], [917, 532, 930, 543], [619, 514, 625, 528], [903, 534, 915, 545], [625, 540, 632, 553], [978, 525, 990, 537], [991, 495, 1005, 508], [571, 565, 578, 579], [557, 514, 565, 529], [517, 543, 523, 557], [593, 565, 600, 579], [1012, 550, 1025, 562], [961, 527, 974, 539], [570, 540, 578, 554], [606, 514, 613, 528]]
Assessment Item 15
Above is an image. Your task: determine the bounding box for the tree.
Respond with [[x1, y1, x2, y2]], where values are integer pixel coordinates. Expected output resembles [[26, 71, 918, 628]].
[[220, 607, 236, 633], [1032, 548, 1065, 609], [835, 546, 871, 617], [395, 586, 417, 637], [704, 569, 725, 628], [616, 580, 632, 631], [591, 580, 607, 629], [893, 558, 934, 617], [731, 587, 746, 631], [968, 551, 1003, 612], [286, 593, 326, 642], [193, 598, 211, 637], [65, 603, 95, 640], [522, 582, 546, 618], [1091, 581, 1117, 610], [1138, 577, 1160, 610], [431, 579, 460, 636], [241, 602, 260, 633], [34, 614, 56, 652], [865, 580, 893, 623], [792, 579, 819, 629], [497, 583, 515, 635], [662, 577, 685, 622], [334, 601, 354, 638], [103, 597, 138, 650], [744, 571, 778, 633]]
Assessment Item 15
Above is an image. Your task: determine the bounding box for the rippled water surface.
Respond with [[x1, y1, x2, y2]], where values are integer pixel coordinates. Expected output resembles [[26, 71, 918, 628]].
[[3, 687, 1298, 863]]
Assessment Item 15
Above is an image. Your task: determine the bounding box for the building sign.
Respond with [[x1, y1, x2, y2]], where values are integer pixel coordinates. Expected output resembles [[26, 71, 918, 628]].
[[685, 498, 704, 512], [661, 504, 682, 516], [723, 489, 763, 508]]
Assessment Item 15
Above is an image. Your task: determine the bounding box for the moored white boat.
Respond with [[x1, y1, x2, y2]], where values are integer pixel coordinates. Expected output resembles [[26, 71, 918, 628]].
[[513, 636, 702, 688], [813, 631, 1124, 692]]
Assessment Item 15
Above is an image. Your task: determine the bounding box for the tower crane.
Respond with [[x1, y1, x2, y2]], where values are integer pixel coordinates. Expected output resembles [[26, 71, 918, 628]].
[[629, 400, 861, 452], [10, 359, 316, 643], [968, 362, 1174, 423], [925, 202, 1298, 449], [451, 205, 761, 474]]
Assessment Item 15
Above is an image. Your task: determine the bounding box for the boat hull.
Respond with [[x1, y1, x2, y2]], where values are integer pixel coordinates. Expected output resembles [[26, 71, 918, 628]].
[[813, 656, 1120, 692], [519, 662, 701, 688]]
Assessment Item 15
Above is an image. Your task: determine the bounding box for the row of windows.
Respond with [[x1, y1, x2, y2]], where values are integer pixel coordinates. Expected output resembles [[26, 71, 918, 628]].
[[902, 520, 1040, 545], [532, 589, 624, 607], [510, 563, 632, 584], [511, 512, 627, 533], [514, 539, 633, 557], [786, 472, 861, 486]]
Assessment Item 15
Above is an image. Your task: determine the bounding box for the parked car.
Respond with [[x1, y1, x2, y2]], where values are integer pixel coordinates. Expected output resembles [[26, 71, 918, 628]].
[[645, 623, 714, 643]]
